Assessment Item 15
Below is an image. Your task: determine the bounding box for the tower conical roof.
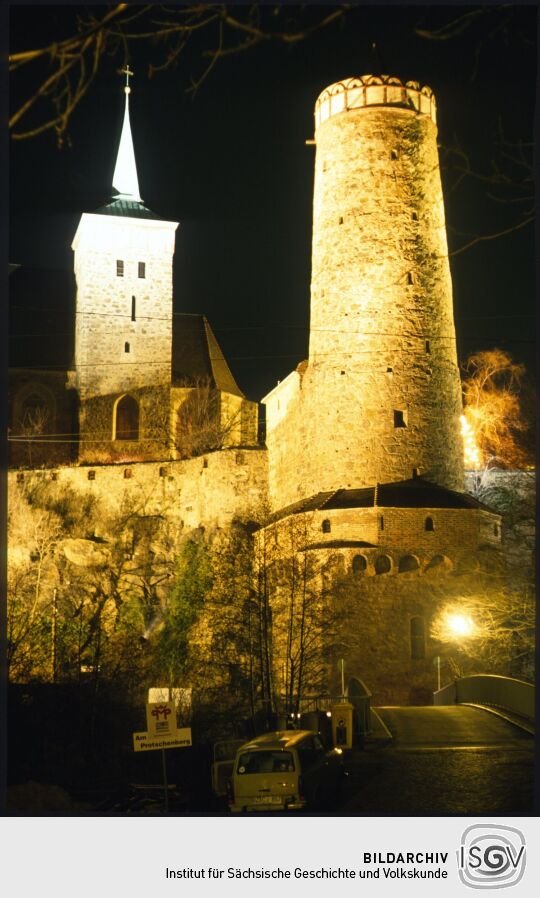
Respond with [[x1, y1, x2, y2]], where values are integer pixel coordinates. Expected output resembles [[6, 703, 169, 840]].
[[112, 68, 141, 202]]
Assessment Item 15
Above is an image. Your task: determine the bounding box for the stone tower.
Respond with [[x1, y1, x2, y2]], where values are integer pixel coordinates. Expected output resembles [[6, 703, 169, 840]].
[[264, 75, 464, 510], [71, 72, 178, 402]]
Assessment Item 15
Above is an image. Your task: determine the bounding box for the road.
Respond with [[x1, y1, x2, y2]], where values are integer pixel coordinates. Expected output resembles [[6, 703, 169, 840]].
[[338, 705, 534, 816]]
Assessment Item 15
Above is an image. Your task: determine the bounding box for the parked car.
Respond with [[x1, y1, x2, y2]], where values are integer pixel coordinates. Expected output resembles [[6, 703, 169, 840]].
[[228, 730, 344, 813]]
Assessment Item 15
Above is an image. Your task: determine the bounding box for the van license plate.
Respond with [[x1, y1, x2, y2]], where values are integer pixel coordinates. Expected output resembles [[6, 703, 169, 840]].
[[255, 796, 282, 804]]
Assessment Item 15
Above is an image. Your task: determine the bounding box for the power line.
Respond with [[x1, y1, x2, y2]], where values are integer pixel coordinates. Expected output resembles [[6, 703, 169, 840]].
[[9, 304, 535, 325]]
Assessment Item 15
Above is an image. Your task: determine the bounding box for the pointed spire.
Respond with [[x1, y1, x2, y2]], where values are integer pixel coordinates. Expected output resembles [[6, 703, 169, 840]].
[[112, 66, 142, 202]]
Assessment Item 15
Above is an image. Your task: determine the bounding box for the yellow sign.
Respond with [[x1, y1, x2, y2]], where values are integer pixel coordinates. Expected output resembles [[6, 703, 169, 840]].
[[132, 728, 192, 753]]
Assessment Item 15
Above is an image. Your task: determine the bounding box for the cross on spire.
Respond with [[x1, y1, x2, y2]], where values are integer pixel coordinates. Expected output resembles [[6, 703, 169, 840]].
[[121, 65, 133, 94]]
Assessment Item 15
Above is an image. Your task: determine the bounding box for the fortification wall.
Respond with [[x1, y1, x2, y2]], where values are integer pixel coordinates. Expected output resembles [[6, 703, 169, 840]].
[[10, 448, 268, 534]]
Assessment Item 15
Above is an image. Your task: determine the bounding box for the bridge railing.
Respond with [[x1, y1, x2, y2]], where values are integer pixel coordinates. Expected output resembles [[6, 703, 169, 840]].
[[434, 674, 535, 722]]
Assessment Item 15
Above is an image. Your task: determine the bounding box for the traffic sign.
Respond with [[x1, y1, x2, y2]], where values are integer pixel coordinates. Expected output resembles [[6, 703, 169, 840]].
[[133, 728, 192, 753]]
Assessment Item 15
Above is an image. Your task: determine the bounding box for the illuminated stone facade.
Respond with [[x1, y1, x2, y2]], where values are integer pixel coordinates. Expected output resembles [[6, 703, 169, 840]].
[[265, 75, 464, 510], [71, 209, 177, 401], [9, 75, 512, 706], [260, 75, 503, 704]]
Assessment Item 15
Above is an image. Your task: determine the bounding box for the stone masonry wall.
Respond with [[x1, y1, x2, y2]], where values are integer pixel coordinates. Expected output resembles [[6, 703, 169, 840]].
[[265, 81, 464, 511], [465, 469, 535, 573], [72, 214, 177, 400], [10, 448, 268, 536]]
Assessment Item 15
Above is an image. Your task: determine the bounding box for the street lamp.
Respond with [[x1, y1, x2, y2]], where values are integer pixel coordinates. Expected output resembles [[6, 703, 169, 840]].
[[434, 609, 477, 691], [446, 613, 475, 638]]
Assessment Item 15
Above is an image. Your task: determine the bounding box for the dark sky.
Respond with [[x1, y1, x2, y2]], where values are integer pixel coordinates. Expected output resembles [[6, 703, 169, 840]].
[[10, 4, 536, 401]]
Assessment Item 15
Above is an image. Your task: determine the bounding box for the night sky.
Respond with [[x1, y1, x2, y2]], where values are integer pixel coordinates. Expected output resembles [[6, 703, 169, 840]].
[[9, 5, 536, 402]]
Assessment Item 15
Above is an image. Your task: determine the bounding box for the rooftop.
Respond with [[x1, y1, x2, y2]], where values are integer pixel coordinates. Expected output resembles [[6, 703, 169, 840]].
[[266, 478, 496, 525], [93, 198, 164, 220]]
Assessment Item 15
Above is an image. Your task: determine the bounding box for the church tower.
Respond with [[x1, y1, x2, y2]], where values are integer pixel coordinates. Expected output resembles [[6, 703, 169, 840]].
[[264, 75, 464, 509], [71, 70, 178, 403]]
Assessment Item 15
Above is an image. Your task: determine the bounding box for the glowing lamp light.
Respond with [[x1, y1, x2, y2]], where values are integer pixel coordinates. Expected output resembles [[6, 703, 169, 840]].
[[446, 613, 475, 638], [460, 414, 482, 470]]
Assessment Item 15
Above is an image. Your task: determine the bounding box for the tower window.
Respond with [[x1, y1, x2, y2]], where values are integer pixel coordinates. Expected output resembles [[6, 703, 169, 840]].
[[410, 616, 425, 659], [425, 339, 431, 354], [116, 260, 124, 277], [394, 410, 407, 428], [338, 216, 344, 225], [131, 297, 136, 322], [138, 262, 146, 278], [412, 211, 419, 221], [124, 342, 130, 353], [391, 149, 398, 160], [322, 519, 331, 534], [88, 470, 96, 481], [115, 395, 139, 441], [407, 271, 414, 285], [379, 515, 385, 531], [425, 517, 434, 532]]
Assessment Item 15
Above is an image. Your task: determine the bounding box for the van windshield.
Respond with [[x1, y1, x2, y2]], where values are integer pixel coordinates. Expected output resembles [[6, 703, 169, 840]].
[[237, 751, 295, 774]]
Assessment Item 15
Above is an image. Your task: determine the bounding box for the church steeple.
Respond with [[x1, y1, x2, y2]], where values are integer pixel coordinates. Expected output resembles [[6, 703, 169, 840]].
[[112, 66, 142, 202]]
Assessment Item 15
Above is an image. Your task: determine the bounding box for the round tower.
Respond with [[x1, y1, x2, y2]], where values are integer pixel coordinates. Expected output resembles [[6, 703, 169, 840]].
[[301, 74, 464, 495]]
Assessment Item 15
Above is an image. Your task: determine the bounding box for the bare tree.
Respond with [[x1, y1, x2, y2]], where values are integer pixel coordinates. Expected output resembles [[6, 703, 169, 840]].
[[461, 349, 533, 470], [255, 515, 346, 716], [173, 379, 242, 459], [7, 486, 63, 679], [430, 583, 535, 682], [415, 6, 534, 255], [9, 5, 346, 144]]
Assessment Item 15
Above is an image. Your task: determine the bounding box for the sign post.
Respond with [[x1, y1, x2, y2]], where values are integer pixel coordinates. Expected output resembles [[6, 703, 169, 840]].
[[133, 695, 192, 813], [161, 747, 169, 814]]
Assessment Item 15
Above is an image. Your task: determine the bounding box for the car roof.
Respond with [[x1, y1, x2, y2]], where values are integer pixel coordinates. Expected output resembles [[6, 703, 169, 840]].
[[237, 730, 317, 752]]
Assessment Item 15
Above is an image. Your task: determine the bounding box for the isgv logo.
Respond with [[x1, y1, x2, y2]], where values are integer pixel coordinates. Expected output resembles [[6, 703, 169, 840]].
[[458, 824, 526, 889]]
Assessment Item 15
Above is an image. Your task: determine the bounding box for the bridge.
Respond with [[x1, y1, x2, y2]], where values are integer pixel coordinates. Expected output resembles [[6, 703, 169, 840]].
[[338, 675, 535, 815]]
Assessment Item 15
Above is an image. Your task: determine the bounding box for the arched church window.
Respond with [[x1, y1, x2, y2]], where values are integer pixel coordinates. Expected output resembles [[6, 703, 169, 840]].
[[322, 519, 331, 534], [115, 395, 139, 441], [410, 617, 425, 659], [124, 342, 130, 353], [425, 516, 434, 531]]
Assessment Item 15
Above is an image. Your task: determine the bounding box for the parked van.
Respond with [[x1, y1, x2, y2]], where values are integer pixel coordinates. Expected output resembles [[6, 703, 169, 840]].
[[228, 730, 344, 813]]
